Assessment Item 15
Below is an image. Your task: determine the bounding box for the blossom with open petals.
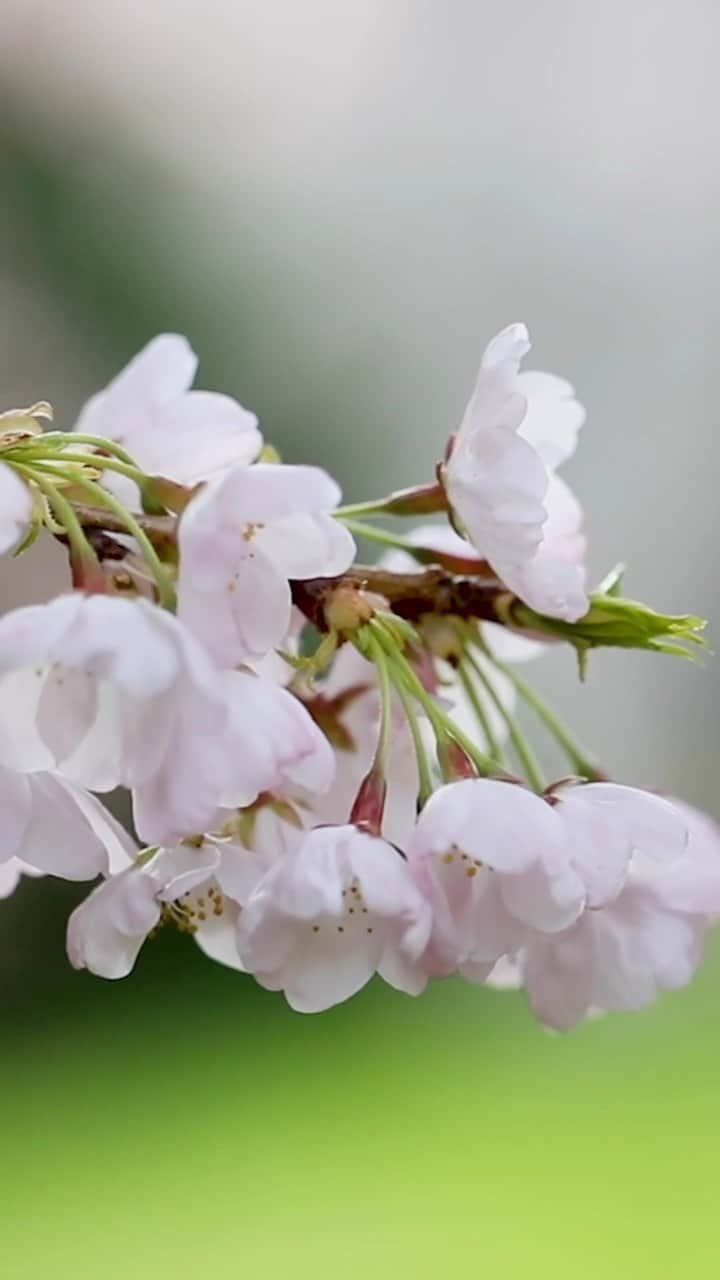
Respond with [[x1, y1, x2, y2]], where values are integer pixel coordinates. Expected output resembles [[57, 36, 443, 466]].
[[496, 799, 720, 1030], [67, 842, 223, 979], [74, 334, 262, 503], [0, 595, 234, 844], [236, 824, 433, 1011], [0, 594, 336, 846], [441, 324, 588, 621], [177, 462, 355, 664], [407, 779, 586, 979]]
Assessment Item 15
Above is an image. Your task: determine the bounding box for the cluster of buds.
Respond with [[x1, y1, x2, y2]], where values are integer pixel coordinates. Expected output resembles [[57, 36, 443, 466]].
[[0, 327, 714, 1030]]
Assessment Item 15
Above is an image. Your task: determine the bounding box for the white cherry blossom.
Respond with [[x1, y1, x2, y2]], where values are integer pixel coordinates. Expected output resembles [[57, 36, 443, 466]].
[[236, 824, 434, 1011], [549, 781, 689, 908], [407, 779, 586, 981], [177, 462, 355, 664], [73, 333, 262, 502], [67, 794, 323, 980], [441, 324, 588, 621], [498, 800, 720, 1031], [68, 842, 220, 979], [0, 592, 337, 846], [0, 595, 236, 844], [0, 765, 135, 881]]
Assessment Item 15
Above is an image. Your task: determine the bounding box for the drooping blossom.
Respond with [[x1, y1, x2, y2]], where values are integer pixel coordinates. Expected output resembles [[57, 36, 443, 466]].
[[441, 324, 588, 621], [0, 594, 232, 844], [236, 824, 434, 1011], [67, 785, 329, 980], [68, 841, 226, 979], [548, 780, 689, 908], [492, 798, 720, 1030], [0, 595, 333, 846], [177, 462, 355, 664], [407, 778, 586, 980], [73, 334, 262, 503]]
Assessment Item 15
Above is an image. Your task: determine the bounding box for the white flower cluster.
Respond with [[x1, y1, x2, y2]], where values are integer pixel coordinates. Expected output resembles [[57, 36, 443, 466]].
[[0, 328, 716, 1030]]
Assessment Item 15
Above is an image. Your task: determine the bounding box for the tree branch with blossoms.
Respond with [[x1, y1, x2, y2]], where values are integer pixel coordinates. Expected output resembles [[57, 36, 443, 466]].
[[0, 326, 715, 1031]]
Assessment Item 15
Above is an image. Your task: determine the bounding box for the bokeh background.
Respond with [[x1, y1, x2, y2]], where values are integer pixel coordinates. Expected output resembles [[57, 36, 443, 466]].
[[1, 3, 719, 1276]]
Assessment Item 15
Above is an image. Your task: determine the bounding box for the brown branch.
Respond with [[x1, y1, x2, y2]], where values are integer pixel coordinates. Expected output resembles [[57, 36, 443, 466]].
[[72, 502, 510, 629], [291, 566, 508, 629], [71, 503, 176, 543]]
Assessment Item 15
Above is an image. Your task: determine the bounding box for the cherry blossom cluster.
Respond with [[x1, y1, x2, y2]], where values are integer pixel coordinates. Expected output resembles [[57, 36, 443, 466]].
[[0, 326, 716, 1030]]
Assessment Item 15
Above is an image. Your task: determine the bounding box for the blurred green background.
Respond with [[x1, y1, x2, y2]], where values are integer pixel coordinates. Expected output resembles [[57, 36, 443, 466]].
[[1, 3, 719, 1276]]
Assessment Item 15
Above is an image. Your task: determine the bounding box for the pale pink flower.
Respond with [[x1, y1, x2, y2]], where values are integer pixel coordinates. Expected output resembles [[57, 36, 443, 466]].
[[0, 593, 336, 844], [0, 462, 34, 556], [407, 779, 586, 980], [0, 595, 235, 844], [74, 334, 262, 502], [442, 324, 588, 621], [219, 668, 337, 811], [236, 824, 433, 1011], [549, 781, 689, 908], [498, 799, 720, 1031], [177, 462, 355, 664], [0, 765, 135, 882], [68, 842, 222, 979], [67, 806, 315, 980]]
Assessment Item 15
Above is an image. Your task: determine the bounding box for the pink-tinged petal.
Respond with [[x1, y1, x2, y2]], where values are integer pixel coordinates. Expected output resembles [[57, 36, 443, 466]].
[[277, 932, 381, 1013], [445, 426, 549, 564], [554, 783, 688, 908], [409, 779, 563, 876], [0, 462, 34, 555], [193, 901, 245, 971], [377, 947, 429, 997], [134, 390, 261, 481], [499, 854, 586, 933], [67, 871, 160, 979], [152, 844, 221, 900], [222, 672, 335, 808], [192, 463, 343, 526], [18, 775, 117, 880], [493, 475, 588, 622], [74, 334, 198, 442], [0, 596, 232, 845], [0, 857, 42, 899], [522, 928, 596, 1031], [457, 323, 532, 444], [74, 335, 263, 496], [180, 547, 291, 665], [238, 824, 431, 1010], [0, 766, 32, 862], [253, 512, 355, 579], [37, 667, 99, 764], [516, 371, 586, 472]]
